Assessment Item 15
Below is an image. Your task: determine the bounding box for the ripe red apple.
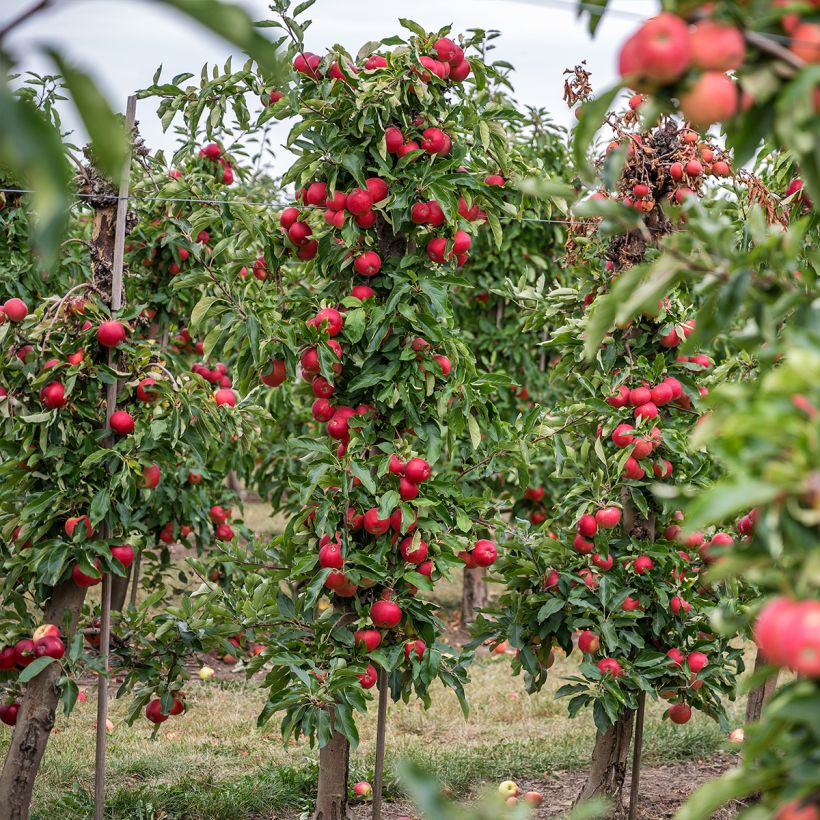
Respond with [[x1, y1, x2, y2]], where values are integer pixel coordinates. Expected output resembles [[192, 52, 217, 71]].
[[404, 639, 426, 662], [622, 595, 641, 611], [399, 477, 419, 501], [597, 657, 623, 677], [215, 523, 234, 541], [578, 514, 597, 537], [209, 505, 228, 525], [72, 562, 102, 587], [573, 534, 594, 555], [633, 555, 654, 574], [363, 507, 391, 536], [40, 381, 67, 409], [0, 704, 19, 726], [65, 515, 93, 540], [308, 308, 343, 337], [34, 635, 65, 660], [370, 599, 402, 628], [97, 320, 127, 348], [632, 438, 653, 459], [214, 388, 236, 406], [346, 188, 373, 215], [110, 545, 135, 569], [385, 126, 404, 153], [351, 285, 375, 301], [318, 541, 343, 569], [668, 703, 692, 724], [650, 383, 673, 405], [679, 72, 738, 128], [630, 13, 692, 84], [145, 698, 169, 724], [607, 385, 630, 407], [136, 378, 159, 402], [670, 596, 691, 616], [578, 630, 600, 653], [288, 221, 312, 245], [261, 359, 286, 387], [450, 59, 470, 82], [365, 177, 389, 203], [629, 386, 651, 407], [667, 648, 685, 666], [2, 298, 28, 322], [354, 629, 381, 652], [612, 424, 636, 448], [400, 536, 428, 564], [358, 664, 378, 689], [687, 651, 708, 673], [634, 402, 658, 420], [472, 539, 497, 567], [592, 553, 614, 571], [354, 780, 373, 797], [596, 507, 621, 529], [32, 624, 59, 642], [774, 800, 819, 820], [404, 457, 430, 484], [109, 410, 135, 435], [354, 251, 381, 276]]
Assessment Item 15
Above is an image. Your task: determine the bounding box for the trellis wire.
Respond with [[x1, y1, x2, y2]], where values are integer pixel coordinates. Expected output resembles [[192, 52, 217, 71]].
[[0, 188, 607, 226]]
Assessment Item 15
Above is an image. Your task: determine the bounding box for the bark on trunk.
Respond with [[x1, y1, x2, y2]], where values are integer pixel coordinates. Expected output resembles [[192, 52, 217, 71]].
[[461, 566, 487, 624], [313, 727, 350, 820], [109, 567, 130, 613], [0, 581, 87, 819], [575, 710, 635, 812], [745, 648, 780, 725]]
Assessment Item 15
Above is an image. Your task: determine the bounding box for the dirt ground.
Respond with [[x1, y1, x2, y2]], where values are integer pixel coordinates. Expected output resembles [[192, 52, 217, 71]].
[[342, 755, 739, 820]]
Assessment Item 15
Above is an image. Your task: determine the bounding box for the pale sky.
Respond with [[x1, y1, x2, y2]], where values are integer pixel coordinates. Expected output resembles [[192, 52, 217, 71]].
[[5, 0, 656, 174]]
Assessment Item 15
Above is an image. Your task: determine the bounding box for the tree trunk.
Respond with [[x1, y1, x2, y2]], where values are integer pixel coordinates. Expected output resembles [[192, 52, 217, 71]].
[[0, 581, 87, 819], [461, 566, 487, 624], [745, 648, 780, 725], [575, 710, 635, 813], [313, 726, 350, 820], [109, 566, 130, 612]]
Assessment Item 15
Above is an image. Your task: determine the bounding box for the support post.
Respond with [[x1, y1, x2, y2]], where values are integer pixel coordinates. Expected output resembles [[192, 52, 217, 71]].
[[628, 692, 646, 820], [371, 668, 389, 820], [93, 94, 136, 820]]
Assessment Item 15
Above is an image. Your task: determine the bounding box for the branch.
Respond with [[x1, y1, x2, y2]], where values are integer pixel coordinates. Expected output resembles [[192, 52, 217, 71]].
[[745, 31, 805, 71], [0, 0, 53, 41]]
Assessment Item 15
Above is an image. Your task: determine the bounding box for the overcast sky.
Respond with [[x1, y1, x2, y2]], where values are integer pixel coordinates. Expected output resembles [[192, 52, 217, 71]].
[[4, 0, 656, 175]]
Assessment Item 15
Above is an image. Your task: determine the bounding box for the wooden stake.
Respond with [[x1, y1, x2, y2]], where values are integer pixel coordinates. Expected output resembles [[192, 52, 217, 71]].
[[94, 94, 136, 820], [371, 668, 389, 820], [628, 691, 646, 820]]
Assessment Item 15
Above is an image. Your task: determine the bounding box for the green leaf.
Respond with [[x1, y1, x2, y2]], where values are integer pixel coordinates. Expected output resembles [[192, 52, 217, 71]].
[[155, 0, 287, 81], [0, 82, 70, 264], [675, 768, 779, 820], [685, 479, 780, 530], [48, 50, 128, 178], [467, 415, 481, 449], [571, 84, 622, 183], [19, 655, 56, 683], [349, 462, 376, 495]]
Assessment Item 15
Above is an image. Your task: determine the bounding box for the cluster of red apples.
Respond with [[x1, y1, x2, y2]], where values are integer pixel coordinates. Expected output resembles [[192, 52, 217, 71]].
[[0, 623, 69, 727], [619, 14, 745, 129], [197, 142, 234, 185], [293, 35, 472, 87]]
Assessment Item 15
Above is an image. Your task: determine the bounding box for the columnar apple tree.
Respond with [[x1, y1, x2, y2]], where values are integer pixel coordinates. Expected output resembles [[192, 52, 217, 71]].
[[566, 2, 818, 816], [0, 95, 262, 814], [472, 82, 751, 809], [170, 4, 548, 815]]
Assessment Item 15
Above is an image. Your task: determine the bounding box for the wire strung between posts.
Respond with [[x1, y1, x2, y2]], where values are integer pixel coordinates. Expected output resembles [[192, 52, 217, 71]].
[[0, 188, 592, 225], [498, 0, 813, 47]]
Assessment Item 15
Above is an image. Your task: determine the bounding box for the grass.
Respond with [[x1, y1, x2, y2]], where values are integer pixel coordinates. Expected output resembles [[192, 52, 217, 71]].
[[17, 652, 743, 819], [6, 502, 746, 818]]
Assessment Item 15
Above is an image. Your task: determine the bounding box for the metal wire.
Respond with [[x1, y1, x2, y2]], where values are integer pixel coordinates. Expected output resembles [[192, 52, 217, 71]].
[[0, 187, 590, 225]]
